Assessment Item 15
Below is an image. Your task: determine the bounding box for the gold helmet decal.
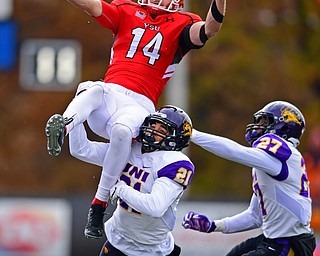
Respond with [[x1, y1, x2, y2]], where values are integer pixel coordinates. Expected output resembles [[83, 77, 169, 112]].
[[281, 107, 302, 126], [104, 246, 109, 254], [183, 121, 192, 137]]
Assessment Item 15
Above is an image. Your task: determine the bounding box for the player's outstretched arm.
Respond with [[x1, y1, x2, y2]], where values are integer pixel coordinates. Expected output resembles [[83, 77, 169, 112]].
[[191, 129, 283, 176], [190, 0, 226, 45], [204, 0, 226, 37], [110, 178, 184, 218], [69, 123, 110, 166], [182, 194, 263, 234], [67, 0, 102, 17]]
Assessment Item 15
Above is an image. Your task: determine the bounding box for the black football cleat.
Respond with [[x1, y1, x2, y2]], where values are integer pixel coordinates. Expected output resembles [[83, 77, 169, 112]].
[[84, 204, 106, 239]]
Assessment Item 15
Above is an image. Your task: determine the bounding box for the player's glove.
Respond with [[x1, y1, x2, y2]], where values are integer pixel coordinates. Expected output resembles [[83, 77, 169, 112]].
[[182, 211, 216, 233], [110, 180, 127, 204]]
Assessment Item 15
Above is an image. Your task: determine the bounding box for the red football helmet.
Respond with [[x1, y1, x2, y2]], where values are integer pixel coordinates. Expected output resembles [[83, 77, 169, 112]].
[[138, 0, 184, 12]]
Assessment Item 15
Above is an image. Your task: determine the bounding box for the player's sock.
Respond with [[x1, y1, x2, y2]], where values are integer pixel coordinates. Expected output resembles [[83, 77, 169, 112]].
[[92, 197, 108, 208]]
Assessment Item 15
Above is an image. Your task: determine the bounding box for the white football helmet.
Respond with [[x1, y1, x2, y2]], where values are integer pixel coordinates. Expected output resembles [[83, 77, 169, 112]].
[[138, 0, 184, 12]]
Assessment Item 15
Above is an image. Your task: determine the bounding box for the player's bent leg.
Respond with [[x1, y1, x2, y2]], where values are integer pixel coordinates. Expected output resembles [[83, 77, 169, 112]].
[[63, 83, 104, 134], [225, 234, 264, 256], [46, 82, 105, 156], [99, 240, 126, 256], [291, 232, 316, 256], [45, 114, 68, 156], [227, 234, 295, 256], [96, 123, 133, 200], [85, 124, 132, 239]]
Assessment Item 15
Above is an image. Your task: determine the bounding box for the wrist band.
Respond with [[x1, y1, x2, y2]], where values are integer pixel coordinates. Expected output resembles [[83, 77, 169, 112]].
[[199, 24, 209, 44], [211, 0, 224, 23]]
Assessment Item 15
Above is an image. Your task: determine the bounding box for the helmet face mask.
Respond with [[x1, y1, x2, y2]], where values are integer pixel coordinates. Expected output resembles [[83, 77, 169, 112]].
[[137, 0, 184, 13], [245, 112, 275, 145], [245, 101, 305, 146], [138, 105, 192, 153]]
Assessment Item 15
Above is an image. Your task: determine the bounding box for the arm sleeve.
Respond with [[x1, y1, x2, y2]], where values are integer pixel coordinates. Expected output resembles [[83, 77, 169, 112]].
[[117, 177, 184, 218], [221, 194, 262, 233], [191, 129, 282, 176], [69, 123, 110, 166]]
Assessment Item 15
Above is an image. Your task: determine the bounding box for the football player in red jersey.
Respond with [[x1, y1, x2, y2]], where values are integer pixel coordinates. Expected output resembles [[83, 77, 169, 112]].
[[45, 0, 226, 239]]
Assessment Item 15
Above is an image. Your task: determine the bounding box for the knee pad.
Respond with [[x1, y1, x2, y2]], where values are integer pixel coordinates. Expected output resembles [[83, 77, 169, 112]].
[[110, 124, 133, 146]]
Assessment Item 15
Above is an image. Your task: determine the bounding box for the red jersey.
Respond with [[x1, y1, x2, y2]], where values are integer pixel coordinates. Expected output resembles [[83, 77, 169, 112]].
[[95, 0, 202, 106]]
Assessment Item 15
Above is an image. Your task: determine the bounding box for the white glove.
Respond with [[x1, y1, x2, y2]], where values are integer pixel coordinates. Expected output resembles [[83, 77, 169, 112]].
[[110, 180, 127, 204]]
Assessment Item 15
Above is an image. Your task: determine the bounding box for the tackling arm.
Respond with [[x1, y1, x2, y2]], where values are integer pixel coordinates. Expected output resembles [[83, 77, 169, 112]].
[[66, 0, 102, 17], [69, 123, 110, 166], [191, 129, 283, 176], [189, 0, 226, 45], [112, 178, 184, 218], [183, 194, 262, 233], [220, 194, 263, 233]]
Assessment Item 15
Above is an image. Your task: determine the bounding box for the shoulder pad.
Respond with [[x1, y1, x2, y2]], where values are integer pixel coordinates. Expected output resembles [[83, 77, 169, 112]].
[[158, 159, 194, 188], [252, 133, 292, 162]]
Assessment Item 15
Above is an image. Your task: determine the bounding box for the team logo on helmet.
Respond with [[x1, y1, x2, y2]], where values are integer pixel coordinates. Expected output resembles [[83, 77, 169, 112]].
[[154, 112, 167, 118], [281, 107, 302, 126], [183, 122, 192, 137]]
